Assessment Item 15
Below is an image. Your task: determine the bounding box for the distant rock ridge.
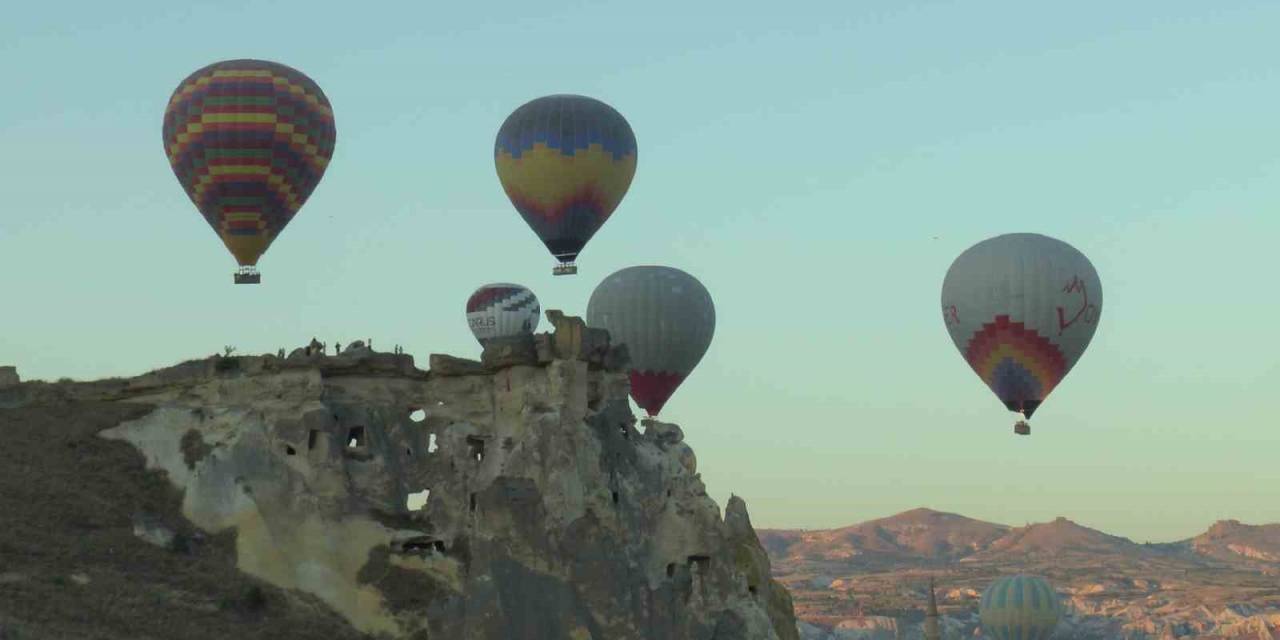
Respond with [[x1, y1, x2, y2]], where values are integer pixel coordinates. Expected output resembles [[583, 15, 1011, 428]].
[[762, 509, 1280, 640], [1192, 519, 1280, 566], [762, 509, 1280, 566], [0, 312, 797, 640]]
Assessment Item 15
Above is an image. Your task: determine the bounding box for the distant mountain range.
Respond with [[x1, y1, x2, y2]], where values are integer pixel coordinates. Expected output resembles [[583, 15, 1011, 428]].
[[761, 508, 1280, 571], [760, 509, 1280, 639]]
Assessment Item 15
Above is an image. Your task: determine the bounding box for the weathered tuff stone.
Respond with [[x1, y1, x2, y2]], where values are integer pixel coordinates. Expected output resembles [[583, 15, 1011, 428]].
[[479, 334, 539, 371], [545, 309, 614, 367], [428, 353, 487, 377], [725, 496, 800, 640], [38, 326, 799, 638], [530, 310, 630, 373], [604, 341, 632, 372]]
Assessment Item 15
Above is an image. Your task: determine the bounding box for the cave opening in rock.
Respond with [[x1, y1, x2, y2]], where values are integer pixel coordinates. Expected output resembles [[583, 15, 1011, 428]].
[[347, 426, 365, 448], [748, 585, 758, 598], [466, 436, 485, 462], [612, 491, 620, 505], [403, 539, 432, 553], [687, 555, 711, 573], [666, 563, 676, 578], [308, 430, 319, 450], [407, 489, 430, 511], [285, 445, 296, 456], [469, 493, 477, 512]]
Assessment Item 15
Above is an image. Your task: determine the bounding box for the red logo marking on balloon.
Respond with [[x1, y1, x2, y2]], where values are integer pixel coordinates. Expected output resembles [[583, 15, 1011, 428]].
[[943, 305, 960, 326], [1056, 276, 1097, 335]]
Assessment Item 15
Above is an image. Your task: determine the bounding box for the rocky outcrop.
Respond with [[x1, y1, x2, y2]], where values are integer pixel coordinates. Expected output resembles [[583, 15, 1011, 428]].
[[0, 314, 795, 639]]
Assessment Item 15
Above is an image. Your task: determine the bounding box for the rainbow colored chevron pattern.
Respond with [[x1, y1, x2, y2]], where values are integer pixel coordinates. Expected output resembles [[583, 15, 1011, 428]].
[[163, 59, 336, 266], [964, 315, 1067, 418], [494, 95, 637, 263]]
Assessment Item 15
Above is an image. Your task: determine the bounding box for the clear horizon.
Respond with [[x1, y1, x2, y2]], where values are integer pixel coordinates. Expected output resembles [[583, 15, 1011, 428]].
[[2, 0, 1278, 544]]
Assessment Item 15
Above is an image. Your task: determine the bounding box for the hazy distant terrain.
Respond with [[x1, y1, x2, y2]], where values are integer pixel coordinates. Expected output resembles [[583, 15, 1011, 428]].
[[761, 509, 1280, 639]]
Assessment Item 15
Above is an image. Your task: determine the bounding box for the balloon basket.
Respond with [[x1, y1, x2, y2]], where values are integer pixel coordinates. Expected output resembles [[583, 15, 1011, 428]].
[[1014, 420, 1030, 436], [553, 263, 578, 276], [234, 267, 261, 285]]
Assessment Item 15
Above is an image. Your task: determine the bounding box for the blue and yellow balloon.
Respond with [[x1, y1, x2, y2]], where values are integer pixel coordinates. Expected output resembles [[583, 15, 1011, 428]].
[[494, 94, 637, 275]]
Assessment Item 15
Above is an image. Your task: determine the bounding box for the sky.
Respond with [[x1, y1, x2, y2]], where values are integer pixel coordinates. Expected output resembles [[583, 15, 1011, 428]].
[[2, 0, 1278, 543]]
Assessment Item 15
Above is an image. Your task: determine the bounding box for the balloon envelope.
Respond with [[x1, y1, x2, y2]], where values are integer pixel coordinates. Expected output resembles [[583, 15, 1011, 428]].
[[979, 575, 1062, 640], [466, 283, 541, 346], [494, 94, 637, 265], [163, 59, 336, 268], [941, 233, 1102, 419], [587, 266, 715, 417]]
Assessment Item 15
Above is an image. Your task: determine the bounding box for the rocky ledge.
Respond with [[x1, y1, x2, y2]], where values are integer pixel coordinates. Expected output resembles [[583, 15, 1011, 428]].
[[0, 312, 797, 640]]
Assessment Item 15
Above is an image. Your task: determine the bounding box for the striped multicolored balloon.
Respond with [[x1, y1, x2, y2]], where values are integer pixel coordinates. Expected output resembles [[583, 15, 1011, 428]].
[[163, 59, 336, 279], [979, 575, 1063, 640], [466, 283, 540, 346], [586, 266, 715, 417], [941, 233, 1102, 424], [494, 95, 637, 273]]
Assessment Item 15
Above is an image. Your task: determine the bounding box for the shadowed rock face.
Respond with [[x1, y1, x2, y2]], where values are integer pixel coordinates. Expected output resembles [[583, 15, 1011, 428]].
[[2, 315, 795, 639]]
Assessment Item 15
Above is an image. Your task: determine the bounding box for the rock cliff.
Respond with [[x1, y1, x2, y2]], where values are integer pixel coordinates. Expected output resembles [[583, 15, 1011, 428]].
[[0, 313, 797, 640]]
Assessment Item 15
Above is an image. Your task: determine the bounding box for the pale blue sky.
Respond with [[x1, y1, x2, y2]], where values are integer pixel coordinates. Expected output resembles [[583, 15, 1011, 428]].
[[2, 0, 1277, 543]]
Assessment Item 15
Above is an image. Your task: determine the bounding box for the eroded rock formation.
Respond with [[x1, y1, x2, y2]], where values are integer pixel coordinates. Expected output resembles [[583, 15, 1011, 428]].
[[0, 313, 796, 640]]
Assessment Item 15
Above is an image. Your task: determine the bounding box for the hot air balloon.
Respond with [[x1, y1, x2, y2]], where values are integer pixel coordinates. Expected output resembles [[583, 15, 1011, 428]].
[[940, 233, 1102, 435], [979, 575, 1063, 640], [494, 94, 637, 276], [466, 283, 541, 347], [586, 266, 715, 418], [163, 59, 336, 284]]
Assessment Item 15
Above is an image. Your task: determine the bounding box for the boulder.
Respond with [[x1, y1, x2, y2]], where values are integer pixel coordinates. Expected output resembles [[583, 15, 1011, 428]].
[[480, 334, 539, 370]]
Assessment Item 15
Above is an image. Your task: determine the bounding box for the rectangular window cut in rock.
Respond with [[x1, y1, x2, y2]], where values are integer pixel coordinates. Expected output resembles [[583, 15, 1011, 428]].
[[466, 436, 485, 462], [399, 537, 445, 556], [469, 493, 477, 513], [687, 555, 711, 573], [308, 430, 319, 450], [348, 426, 366, 448]]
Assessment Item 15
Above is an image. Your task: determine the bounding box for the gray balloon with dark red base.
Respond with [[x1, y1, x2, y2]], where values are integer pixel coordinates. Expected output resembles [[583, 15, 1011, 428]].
[[587, 266, 715, 418]]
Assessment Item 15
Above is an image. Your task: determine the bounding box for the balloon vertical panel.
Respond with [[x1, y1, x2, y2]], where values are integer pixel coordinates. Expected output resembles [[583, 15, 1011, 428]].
[[163, 59, 336, 267], [979, 575, 1062, 640]]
